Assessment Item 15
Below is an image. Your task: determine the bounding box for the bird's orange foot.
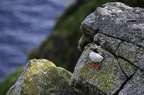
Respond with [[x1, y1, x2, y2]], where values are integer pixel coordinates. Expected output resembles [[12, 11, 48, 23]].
[[90, 63, 95, 68], [94, 63, 100, 70], [90, 63, 100, 70]]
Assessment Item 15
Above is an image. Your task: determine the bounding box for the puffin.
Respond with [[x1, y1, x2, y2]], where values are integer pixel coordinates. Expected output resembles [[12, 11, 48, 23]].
[[89, 44, 103, 70]]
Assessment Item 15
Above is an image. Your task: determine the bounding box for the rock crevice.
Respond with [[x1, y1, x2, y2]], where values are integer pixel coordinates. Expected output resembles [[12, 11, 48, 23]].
[[113, 70, 136, 95]]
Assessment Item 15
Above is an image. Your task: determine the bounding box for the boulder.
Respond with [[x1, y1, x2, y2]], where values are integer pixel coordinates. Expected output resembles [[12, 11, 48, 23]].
[[7, 59, 78, 95], [71, 2, 144, 95]]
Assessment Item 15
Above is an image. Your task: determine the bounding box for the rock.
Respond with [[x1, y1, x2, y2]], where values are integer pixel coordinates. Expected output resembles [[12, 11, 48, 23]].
[[94, 33, 122, 53], [6, 2, 144, 95], [119, 69, 144, 95], [7, 59, 78, 95], [118, 58, 137, 77], [72, 43, 127, 95], [116, 42, 144, 70], [81, 2, 144, 49], [72, 2, 144, 95]]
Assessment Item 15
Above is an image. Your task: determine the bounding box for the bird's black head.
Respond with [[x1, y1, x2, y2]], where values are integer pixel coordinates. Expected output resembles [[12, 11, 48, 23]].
[[90, 44, 98, 53]]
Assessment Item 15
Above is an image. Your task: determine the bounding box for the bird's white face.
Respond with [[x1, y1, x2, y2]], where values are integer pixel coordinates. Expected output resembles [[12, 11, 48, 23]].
[[90, 44, 98, 50]]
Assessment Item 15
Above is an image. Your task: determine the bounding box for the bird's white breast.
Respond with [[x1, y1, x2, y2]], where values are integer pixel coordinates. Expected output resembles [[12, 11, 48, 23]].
[[89, 51, 103, 62]]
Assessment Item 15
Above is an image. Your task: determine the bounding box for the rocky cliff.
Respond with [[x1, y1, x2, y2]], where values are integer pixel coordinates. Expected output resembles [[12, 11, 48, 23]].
[[7, 2, 144, 95], [28, 0, 144, 73]]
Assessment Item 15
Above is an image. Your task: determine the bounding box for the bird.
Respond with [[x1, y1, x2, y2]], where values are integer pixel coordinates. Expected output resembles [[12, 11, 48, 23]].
[[89, 44, 103, 70]]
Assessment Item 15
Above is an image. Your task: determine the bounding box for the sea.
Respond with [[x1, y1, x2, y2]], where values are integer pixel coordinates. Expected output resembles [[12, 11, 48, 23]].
[[0, 0, 73, 82]]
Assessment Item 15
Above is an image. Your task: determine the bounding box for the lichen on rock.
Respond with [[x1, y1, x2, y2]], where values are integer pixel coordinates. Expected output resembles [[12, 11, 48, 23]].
[[119, 69, 144, 95], [7, 59, 78, 95], [72, 43, 127, 95], [116, 42, 144, 70], [71, 2, 144, 95]]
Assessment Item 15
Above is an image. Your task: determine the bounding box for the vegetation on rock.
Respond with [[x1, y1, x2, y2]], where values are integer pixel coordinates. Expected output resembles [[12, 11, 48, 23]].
[[7, 59, 78, 95]]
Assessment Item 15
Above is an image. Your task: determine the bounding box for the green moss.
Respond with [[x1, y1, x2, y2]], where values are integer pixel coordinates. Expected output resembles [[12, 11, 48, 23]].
[[72, 43, 127, 94], [78, 60, 124, 94], [7, 59, 78, 95], [0, 67, 24, 95]]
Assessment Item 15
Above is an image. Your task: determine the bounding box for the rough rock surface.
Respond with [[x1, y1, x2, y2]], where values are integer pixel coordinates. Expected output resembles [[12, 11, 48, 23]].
[[72, 44, 127, 94], [72, 2, 144, 95], [7, 2, 144, 95], [7, 59, 78, 95]]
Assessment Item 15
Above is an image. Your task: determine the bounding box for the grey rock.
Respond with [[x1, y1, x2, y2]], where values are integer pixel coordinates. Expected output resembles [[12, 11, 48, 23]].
[[81, 13, 99, 37], [7, 59, 78, 95], [78, 34, 93, 52], [118, 58, 137, 77], [76, 2, 144, 95], [72, 43, 127, 95], [119, 69, 144, 95], [116, 42, 144, 70], [94, 33, 122, 53], [80, 2, 144, 51]]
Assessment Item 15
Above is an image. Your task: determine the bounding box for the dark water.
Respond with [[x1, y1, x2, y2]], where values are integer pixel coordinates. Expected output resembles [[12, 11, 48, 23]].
[[0, 0, 73, 82]]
